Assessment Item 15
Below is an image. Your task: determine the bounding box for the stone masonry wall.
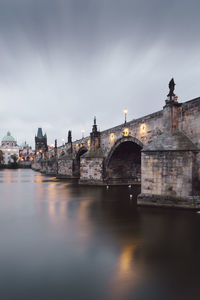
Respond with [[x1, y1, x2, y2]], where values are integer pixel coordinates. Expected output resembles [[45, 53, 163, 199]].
[[32, 161, 42, 171], [57, 159, 73, 177], [180, 98, 200, 147], [46, 160, 57, 175], [80, 157, 104, 184], [141, 151, 194, 198]]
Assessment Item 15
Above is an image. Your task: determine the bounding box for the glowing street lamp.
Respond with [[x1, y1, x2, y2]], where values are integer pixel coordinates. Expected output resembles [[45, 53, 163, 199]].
[[62, 138, 65, 145], [123, 108, 128, 124], [81, 129, 85, 139]]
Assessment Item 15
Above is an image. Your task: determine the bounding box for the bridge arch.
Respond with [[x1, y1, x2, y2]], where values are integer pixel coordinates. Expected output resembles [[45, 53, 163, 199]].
[[104, 136, 143, 185], [73, 146, 88, 178]]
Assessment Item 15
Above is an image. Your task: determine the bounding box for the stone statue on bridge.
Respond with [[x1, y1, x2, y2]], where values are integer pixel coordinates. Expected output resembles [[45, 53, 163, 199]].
[[167, 78, 176, 98]]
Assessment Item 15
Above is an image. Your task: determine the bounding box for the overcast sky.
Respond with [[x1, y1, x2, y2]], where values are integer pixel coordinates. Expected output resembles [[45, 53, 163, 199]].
[[0, 0, 200, 147]]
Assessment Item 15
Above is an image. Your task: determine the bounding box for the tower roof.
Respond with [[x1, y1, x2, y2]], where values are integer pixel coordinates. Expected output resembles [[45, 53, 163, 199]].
[[2, 131, 16, 142], [20, 141, 28, 147], [37, 128, 43, 138]]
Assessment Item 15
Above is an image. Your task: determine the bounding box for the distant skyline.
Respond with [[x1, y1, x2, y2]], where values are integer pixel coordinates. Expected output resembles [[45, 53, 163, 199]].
[[1, 0, 200, 147]]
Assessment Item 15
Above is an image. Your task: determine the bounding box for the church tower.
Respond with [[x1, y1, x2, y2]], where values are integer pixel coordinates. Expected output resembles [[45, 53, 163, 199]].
[[35, 128, 48, 153]]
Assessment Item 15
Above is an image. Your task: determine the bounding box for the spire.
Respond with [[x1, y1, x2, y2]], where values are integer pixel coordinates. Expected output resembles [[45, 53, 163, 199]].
[[68, 130, 72, 143], [90, 116, 101, 151], [92, 116, 97, 133], [54, 139, 58, 157], [37, 128, 43, 138]]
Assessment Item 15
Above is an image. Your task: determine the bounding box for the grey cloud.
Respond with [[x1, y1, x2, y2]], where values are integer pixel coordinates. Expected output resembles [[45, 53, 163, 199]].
[[0, 0, 200, 147]]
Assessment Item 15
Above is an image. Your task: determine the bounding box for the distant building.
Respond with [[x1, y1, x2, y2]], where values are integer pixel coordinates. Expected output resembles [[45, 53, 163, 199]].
[[35, 128, 48, 153], [19, 141, 35, 162], [0, 132, 20, 165]]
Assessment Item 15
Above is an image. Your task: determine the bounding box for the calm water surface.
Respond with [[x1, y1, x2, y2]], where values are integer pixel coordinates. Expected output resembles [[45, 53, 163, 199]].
[[0, 169, 200, 300]]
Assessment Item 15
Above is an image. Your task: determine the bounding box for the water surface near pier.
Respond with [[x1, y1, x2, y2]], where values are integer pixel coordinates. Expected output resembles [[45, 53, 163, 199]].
[[0, 169, 200, 300]]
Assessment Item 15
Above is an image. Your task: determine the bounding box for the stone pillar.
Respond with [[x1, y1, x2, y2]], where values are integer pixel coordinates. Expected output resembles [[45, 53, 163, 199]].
[[80, 156, 105, 185], [45, 139, 58, 175], [79, 117, 105, 185], [90, 117, 101, 151], [57, 131, 74, 179], [54, 139, 57, 158], [67, 130, 73, 154], [57, 157, 74, 179], [163, 96, 181, 133]]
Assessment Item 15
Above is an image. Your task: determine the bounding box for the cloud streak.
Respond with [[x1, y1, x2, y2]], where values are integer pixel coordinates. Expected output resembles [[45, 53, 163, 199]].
[[0, 0, 200, 147]]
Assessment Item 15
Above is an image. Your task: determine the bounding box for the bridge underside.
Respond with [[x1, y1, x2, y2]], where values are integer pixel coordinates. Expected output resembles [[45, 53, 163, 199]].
[[105, 141, 141, 185]]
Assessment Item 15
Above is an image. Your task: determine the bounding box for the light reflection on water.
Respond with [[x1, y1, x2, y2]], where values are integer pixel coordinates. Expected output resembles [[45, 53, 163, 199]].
[[0, 169, 200, 300]]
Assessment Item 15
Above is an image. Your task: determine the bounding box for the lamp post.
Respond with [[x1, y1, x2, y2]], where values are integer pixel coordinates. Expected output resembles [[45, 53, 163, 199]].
[[123, 108, 128, 124], [62, 138, 65, 146], [81, 129, 85, 139]]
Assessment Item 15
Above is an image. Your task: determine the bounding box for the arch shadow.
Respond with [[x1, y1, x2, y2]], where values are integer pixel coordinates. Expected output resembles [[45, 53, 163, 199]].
[[73, 146, 88, 178], [104, 136, 143, 185]]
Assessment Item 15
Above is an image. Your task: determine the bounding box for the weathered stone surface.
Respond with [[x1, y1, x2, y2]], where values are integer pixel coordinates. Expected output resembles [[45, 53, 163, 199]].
[[143, 131, 198, 151], [57, 157, 73, 178], [79, 157, 104, 185], [141, 150, 195, 197], [32, 160, 42, 171], [139, 128, 199, 207], [46, 159, 57, 176]]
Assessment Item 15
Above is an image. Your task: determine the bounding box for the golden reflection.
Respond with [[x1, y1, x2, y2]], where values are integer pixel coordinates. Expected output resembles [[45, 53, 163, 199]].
[[76, 143, 79, 151], [47, 183, 58, 218], [35, 172, 47, 214], [77, 199, 90, 223], [108, 244, 142, 300], [4, 169, 12, 184], [76, 199, 92, 244], [49, 201, 56, 217], [118, 245, 135, 274], [87, 139, 91, 149], [35, 171, 44, 183], [45, 182, 70, 220]]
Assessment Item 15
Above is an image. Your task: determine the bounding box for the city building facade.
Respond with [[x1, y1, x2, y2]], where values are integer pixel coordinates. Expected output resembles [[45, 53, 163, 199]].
[[19, 141, 35, 163], [0, 132, 20, 165]]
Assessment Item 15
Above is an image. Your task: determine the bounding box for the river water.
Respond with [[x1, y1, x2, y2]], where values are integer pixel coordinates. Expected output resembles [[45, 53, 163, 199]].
[[0, 169, 200, 300]]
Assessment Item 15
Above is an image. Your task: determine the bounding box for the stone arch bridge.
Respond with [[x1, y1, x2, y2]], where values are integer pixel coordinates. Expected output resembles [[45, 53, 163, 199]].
[[33, 84, 200, 209]]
